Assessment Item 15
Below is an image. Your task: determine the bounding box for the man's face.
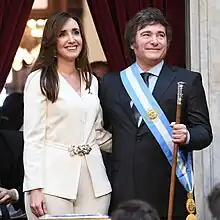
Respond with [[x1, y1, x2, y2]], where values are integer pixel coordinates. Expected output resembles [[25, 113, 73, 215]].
[[131, 23, 168, 66]]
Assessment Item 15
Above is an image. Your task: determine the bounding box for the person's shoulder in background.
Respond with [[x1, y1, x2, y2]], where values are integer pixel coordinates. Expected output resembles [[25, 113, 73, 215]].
[[208, 183, 220, 219], [0, 92, 24, 130]]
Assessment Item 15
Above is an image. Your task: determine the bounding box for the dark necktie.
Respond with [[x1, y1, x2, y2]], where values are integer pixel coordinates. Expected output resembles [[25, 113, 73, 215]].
[[141, 72, 151, 87], [132, 72, 151, 125]]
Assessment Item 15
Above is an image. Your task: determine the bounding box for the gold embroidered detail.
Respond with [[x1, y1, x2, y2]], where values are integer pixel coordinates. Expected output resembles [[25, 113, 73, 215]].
[[147, 109, 158, 120], [186, 192, 197, 220]]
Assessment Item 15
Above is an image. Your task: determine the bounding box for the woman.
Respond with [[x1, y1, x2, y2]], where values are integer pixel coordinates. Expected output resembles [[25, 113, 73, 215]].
[[23, 12, 112, 219]]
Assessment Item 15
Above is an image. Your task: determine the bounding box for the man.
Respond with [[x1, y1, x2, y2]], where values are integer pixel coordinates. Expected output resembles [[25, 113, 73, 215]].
[[0, 92, 24, 130], [90, 61, 109, 81], [111, 200, 160, 220], [99, 7, 212, 219], [0, 187, 26, 219], [0, 130, 25, 214], [0, 187, 19, 204]]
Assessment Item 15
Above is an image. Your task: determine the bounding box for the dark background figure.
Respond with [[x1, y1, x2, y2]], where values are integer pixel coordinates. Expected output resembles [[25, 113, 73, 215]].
[[99, 7, 212, 219], [208, 183, 220, 219], [0, 130, 25, 213], [90, 61, 109, 81], [0, 92, 24, 131], [111, 200, 160, 220], [0, 92, 25, 217]]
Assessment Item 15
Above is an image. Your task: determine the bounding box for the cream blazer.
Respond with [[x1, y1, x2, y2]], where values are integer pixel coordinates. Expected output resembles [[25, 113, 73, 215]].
[[23, 69, 112, 199]]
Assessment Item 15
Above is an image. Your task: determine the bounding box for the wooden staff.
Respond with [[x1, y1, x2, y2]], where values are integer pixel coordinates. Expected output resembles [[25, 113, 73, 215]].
[[168, 82, 185, 220]]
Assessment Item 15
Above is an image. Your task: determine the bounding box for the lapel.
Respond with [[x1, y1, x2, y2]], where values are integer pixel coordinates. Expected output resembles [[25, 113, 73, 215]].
[[152, 62, 177, 103], [59, 73, 88, 99], [118, 63, 177, 128], [119, 77, 137, 126]]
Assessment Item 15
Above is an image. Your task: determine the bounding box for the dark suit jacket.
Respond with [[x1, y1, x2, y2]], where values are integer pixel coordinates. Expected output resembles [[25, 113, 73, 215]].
[[0, 130, 24, 211], [99, 63, 212, 218], [0, 92, 24, 131]]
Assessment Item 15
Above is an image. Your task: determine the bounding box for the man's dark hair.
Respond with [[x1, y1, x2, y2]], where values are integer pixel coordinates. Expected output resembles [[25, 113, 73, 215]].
[[124, 7, 172, 63], [208, 183, 220, 218], [90, 61, 108, 70], [111, 200, 160, 220], [90, 61, 109, 80]]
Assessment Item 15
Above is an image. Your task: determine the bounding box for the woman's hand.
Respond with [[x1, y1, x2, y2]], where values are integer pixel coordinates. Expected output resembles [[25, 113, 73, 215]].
[[30, 189, 47, 217]]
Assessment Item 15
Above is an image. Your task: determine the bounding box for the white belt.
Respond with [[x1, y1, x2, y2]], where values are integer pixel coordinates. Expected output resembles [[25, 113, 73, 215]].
[[45, 141, 95, 156]]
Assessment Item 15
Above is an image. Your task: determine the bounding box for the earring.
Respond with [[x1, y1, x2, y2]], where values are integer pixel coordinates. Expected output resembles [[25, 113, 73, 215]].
[[54, 49, 57, 58]]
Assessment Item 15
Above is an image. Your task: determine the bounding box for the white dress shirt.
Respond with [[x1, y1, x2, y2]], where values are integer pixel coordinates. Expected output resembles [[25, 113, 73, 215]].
[[131, 61, 164, 126]]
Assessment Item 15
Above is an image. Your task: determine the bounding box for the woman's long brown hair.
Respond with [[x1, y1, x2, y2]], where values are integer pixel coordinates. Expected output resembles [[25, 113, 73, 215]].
[[32, 12, 92, 103]]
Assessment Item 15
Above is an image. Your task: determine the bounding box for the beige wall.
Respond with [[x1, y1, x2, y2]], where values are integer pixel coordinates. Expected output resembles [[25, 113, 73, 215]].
[[32, 0, 48, 9], [82, 0, 106, 63]]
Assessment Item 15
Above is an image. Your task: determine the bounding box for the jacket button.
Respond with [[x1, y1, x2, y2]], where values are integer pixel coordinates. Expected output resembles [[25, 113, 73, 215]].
[[136, 137, 141, 143]]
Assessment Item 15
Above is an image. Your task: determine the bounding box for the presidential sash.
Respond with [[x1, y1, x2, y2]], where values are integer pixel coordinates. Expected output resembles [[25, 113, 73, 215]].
[[120, 63, 193, 192]]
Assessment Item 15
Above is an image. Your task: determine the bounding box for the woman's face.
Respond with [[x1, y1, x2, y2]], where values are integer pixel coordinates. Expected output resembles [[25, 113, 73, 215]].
[[56, 18, 83, 62]]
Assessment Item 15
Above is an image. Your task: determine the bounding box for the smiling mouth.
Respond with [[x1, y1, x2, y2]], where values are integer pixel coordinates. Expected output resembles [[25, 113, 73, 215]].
[[147, 49, 161, 51], [65, 46, 78, 51]]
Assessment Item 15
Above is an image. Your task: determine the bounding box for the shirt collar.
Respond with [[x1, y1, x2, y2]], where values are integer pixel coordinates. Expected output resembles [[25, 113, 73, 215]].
[[135, 60, 164, 77]]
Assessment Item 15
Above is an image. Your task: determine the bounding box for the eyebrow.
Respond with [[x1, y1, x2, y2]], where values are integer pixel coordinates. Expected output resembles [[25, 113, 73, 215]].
[[157, 31, 165, 34], [60, 28, 80, 33], [140, 30, 165, 34]]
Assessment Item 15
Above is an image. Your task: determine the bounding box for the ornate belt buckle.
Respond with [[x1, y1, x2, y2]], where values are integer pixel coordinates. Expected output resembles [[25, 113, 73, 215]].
[[68, 145, 76, 156], [68, 144, 92, 156]]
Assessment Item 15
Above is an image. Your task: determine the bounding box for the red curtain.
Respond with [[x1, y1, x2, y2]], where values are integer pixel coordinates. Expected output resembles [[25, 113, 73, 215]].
[[0, 0, 34, 92], [87, 0, 185, 72]]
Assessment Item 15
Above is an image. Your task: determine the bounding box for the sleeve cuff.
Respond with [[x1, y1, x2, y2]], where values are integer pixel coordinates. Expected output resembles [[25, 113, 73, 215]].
[[11, 189, 19, 201], [185, 130, 190, 145]]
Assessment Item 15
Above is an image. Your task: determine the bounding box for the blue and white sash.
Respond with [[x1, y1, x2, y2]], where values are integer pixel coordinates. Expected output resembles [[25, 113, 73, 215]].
[[120, 63, 193, 192]]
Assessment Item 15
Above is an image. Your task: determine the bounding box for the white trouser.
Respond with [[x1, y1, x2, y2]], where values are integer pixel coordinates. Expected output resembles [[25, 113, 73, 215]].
[[25, 157, 111, 220]]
